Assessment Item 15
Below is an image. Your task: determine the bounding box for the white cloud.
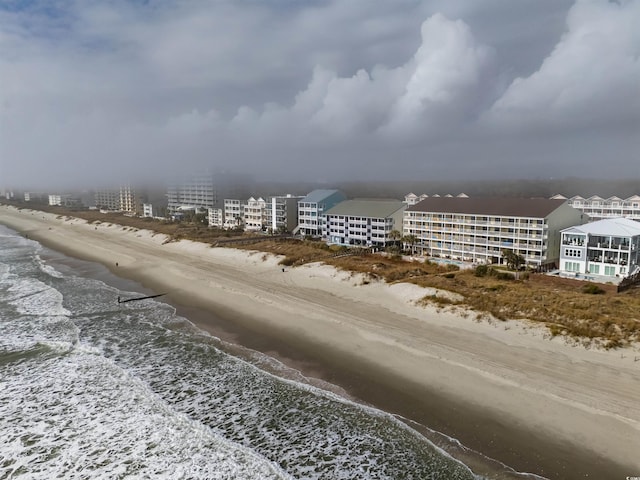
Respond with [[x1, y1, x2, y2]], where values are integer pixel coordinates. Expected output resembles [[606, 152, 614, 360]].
[[383, 13, 495, 136], [488, 0, 640, 129], [227, 14, 495, 141]]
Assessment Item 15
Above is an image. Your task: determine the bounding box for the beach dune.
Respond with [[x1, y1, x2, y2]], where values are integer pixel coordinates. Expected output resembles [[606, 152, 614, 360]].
[[2, 205, 639, 479]]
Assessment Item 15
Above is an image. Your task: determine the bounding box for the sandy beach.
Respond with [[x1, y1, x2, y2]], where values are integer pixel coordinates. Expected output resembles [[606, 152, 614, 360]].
[[2, 205, 639, 479]]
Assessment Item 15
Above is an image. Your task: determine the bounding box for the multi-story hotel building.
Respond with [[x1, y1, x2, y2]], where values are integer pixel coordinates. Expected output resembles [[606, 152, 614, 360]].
[[167, 173, 216, 215], [297, 189, 346, 237], [94, 184, 139, 214], [559, 218, 640, 281], [551, 195, 640, 221], [94, 189, 121, 211], [119, 184, 140, 215], [404, 197, 585, 268], [324, 199, 406, 248]]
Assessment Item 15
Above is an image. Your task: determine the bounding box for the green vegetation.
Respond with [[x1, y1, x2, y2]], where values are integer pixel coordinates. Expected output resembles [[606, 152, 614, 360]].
[[501, 248, 525, 271], [582, 283, 605, 295]]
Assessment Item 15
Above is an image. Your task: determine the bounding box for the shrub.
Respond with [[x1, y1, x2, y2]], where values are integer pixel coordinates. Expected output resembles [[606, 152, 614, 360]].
[[582, 283, 605, 295], [475, 265, 489, 277], [491, 271, 513, 281], [278, 257, 295, 266]]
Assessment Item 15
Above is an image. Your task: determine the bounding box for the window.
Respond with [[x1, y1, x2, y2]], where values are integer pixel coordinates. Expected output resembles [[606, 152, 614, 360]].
[[589, 264, 600, 274], [564, 261, 580, 272], [604, 266, 616, 276]]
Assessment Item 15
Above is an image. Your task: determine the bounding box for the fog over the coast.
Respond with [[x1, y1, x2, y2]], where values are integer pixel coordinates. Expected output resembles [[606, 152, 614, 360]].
[[1, 0, 639, 189]]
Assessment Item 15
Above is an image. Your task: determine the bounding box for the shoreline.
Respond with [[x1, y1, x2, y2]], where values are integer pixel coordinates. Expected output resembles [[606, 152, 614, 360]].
[[2, 205, 639, 479]]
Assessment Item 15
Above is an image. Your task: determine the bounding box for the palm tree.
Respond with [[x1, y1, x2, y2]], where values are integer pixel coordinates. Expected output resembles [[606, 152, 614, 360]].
[[386, 229, 402, 254], [402, 234, 418, 254], [388, 229, 401, 244], [502, 249, 525, 271]]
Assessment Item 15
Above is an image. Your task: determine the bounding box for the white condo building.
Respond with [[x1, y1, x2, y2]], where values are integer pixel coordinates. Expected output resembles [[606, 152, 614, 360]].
[[559, 218, 640, 281], [142, 203, 154, 218], [297, 189, 347, 237], [119, 184, 139, 215], [95, 189, 120, 211], [324, 199, 406, 248], [48, 194, 79, 207], [167, 173, 216, 215], [551, 195, 640, 221], [94, 184, 139, 214], [208, 207, 224, 228], [404, 197, 585, 268], [266, 195, 303, 233], [223, 199, 245, 229], [243, 197, 267, 231]]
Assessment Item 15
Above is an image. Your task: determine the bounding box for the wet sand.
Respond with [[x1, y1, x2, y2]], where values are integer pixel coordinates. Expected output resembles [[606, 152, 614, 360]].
[[2, 205, 639, 479]]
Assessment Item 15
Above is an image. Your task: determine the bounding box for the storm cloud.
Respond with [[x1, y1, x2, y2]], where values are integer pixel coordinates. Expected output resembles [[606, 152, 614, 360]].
[[1, 0, 638, 189]]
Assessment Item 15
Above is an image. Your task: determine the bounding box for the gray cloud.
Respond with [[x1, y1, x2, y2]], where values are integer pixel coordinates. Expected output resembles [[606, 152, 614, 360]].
[[1, 0, 638, 189]]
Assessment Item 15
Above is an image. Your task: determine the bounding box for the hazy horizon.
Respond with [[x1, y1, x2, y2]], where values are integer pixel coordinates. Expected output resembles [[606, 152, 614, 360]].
[[4, 177, 640, 205], [1, 1, 639, 189]]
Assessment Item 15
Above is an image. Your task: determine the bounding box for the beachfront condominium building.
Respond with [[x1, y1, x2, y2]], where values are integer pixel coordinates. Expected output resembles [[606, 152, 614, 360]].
[[404, 197, 586, 268], [94, 184, 139, 214], [559, 218, 640, 281], [142, 203, 154, 218], [404, 193, 468, 206], [223, 199, 245, 229], [266, 194, 304, 233], [323, 199, 406, 248], [208, 207, 224, 228], [243, 197, 267, 232], [297, 189, 347, 237], [551, 194, 640, 221], [24, 192, 48, 203], [48, 194, 80, 207], [404, 193, 429, 205], [119, 184, 140, 215], [167, 172, 216, 215], [95, 189, 121, 211]]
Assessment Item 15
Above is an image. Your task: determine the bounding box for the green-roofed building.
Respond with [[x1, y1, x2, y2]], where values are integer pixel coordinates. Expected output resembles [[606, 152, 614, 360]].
[[297, 189, 347, 237], [323, 199, 406, 248]]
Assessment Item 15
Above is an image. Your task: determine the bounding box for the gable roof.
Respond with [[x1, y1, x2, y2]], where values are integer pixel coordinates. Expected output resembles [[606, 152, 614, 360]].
[[406, 197, 568, 218], [300, 189, 343, 204], [562, 218, 640, 237], [324, 199, 405, 218]]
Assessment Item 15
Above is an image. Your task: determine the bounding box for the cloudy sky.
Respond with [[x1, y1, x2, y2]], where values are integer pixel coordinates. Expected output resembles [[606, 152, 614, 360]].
[[1, 0, 639, 189]]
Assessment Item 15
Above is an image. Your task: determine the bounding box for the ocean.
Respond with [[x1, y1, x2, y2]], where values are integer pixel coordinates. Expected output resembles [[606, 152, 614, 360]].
[[0, 223, 488, 479]]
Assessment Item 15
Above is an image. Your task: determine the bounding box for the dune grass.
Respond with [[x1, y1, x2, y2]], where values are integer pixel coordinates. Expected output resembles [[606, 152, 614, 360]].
[[240, 238, 640, 348]]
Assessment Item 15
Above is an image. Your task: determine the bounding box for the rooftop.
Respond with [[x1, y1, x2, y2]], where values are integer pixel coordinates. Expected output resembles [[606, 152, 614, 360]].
[[300, 189, 344, 204], [324, 199, 405, 218], [562, 217, 640, 237], [406, 197, 568, 218]]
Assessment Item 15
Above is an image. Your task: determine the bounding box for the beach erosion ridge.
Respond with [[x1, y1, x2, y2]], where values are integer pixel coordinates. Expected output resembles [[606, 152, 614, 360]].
[[1, 204, 639, 480]]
